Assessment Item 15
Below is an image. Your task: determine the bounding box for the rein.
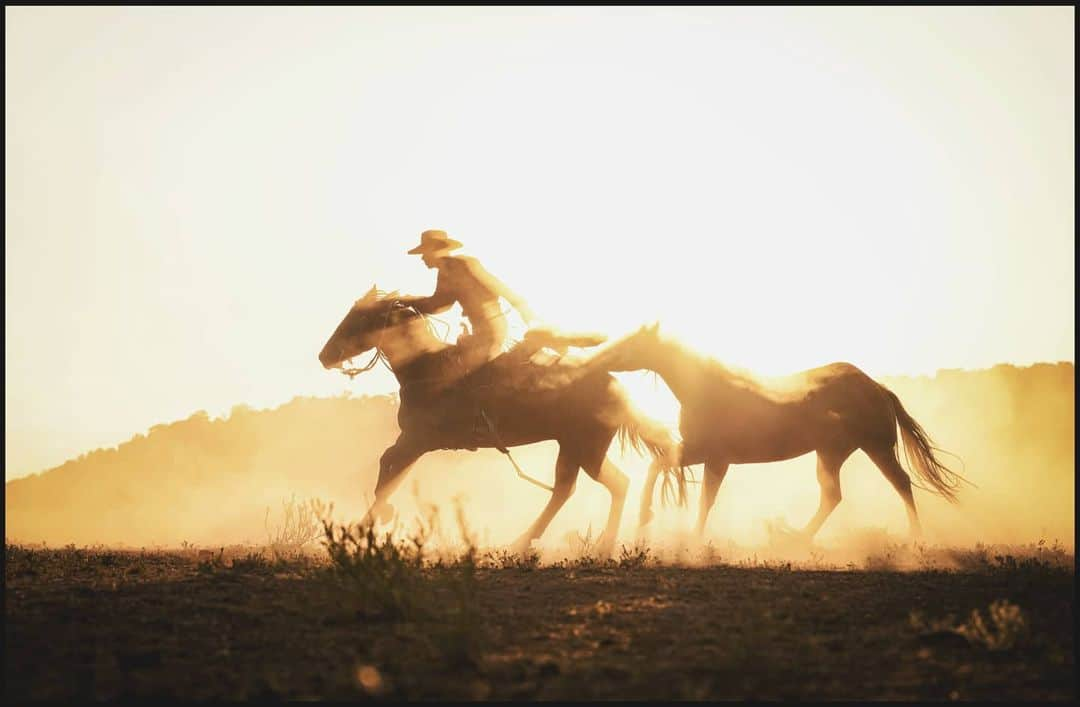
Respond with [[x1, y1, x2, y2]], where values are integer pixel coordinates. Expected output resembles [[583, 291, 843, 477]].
[[340, 304, 395, 377], [341, 349, 385, 378], [340, 298, 425, 378]]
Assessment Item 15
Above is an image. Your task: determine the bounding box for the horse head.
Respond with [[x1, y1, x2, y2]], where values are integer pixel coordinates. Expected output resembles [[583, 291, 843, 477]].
[[318, 284, 422, 370], [600, 321, 663, 372]]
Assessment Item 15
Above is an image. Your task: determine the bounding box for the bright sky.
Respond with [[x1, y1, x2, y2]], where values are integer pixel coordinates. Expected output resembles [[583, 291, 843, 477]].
[[5, 7, 1074, 482]]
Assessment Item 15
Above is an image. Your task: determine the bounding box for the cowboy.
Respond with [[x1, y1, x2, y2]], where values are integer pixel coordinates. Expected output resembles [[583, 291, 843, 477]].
[[397, 229, 535, 369]]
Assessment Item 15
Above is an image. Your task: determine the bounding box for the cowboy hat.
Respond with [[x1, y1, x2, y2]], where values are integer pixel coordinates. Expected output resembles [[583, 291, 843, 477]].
[[407, 229, 463, 255]]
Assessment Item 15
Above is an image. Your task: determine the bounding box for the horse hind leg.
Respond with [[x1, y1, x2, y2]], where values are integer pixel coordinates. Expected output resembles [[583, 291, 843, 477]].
[[801, 448, 853, 540], [696, 460, 730, 536], [639, 459, 662, 529], [512, 448, 580, 554], [865, 446, 923, 539], [581, 453, 630, 558]]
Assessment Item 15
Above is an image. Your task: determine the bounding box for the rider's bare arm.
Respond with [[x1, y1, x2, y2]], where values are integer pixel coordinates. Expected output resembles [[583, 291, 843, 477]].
[[500, 283, 536, 324], [465, 259, 536, 324], [397, 272, 456, 314]]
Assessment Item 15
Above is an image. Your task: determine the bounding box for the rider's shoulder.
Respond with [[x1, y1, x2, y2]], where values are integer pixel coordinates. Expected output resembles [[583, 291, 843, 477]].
[[442, 254, 482, 274]]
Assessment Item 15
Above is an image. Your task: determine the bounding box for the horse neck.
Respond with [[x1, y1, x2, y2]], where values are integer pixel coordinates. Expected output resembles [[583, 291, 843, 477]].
[[630, 337, 718, 402], [377, 324, 451, 388]]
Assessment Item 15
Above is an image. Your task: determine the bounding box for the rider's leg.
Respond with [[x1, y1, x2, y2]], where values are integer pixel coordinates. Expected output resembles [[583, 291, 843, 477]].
[[470, 312, 507, 359]]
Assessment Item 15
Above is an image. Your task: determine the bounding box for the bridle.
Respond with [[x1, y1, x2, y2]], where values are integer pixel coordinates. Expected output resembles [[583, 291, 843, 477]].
[[335, 298, 457, 379], [338, 300, 399, 378]]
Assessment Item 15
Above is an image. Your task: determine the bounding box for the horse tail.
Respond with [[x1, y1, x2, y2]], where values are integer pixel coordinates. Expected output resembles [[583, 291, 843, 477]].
[[882, 386, 967, 504], [617, 417, 690, 508]]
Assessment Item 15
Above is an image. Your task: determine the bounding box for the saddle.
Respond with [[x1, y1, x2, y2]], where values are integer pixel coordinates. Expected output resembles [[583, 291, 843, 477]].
[[486, 326, 608, 392], [444, 326, 609, 449]]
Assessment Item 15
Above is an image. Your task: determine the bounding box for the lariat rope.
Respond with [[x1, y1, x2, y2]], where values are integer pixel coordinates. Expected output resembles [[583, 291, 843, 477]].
[[479, 409, 554, 493]]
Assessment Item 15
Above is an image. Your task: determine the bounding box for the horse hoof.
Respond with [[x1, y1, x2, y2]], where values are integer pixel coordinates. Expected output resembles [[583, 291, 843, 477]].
[[638, 509, 655, 527], [373, 503, 395, 525]]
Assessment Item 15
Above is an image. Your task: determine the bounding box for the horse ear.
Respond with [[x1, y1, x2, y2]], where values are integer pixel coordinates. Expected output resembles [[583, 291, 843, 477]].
[[354, 284, 379, 308], [649, 321, 660, 335]]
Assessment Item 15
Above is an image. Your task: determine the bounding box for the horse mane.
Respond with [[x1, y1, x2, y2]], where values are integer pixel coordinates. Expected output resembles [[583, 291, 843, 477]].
[[651, 335, 832, 404], [354, 290, 452, 342]]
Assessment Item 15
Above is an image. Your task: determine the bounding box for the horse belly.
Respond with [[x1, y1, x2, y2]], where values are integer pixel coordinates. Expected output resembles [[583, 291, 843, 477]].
[[728, 435, 817, 464], [480, 400, 574, 447], [682, 412, 818, 464]]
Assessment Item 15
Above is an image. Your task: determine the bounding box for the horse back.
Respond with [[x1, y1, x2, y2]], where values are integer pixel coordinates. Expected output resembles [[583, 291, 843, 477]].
[[679, 360, 894, 460]]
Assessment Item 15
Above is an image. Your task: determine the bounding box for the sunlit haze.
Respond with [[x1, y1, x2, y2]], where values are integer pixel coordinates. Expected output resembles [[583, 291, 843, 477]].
[[5, 6, 1074, 484]]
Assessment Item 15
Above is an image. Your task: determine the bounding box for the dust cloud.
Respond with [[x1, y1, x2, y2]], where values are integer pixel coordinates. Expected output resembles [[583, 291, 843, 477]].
[[5, 363, 1073, 564]]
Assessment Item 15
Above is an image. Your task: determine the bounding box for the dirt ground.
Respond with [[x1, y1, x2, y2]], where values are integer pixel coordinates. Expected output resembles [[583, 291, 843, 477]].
[[4, 544, 1074, 701]]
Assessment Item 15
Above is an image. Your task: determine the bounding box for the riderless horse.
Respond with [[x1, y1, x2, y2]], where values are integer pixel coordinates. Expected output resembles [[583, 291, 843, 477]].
[[588, 323, 968, 540]]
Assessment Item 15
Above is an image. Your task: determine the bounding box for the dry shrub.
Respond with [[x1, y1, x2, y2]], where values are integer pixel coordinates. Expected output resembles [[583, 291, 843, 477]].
[[910, 599, 1030, 652], [265, 495, 326, 560], [956, 600, 1029, 651]]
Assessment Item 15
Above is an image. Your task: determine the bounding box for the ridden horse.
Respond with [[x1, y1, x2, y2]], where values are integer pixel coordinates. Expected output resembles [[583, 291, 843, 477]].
[[318, 287, 681, 555], [589, 323, 967, 540]]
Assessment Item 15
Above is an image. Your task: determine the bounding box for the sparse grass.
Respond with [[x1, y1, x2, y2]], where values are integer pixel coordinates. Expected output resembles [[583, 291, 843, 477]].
[[698, 541, 722, 565], [321, 519, 428, 621], [426, 535, 483, 668], [863, 542, 903, 571], [483, 548, 542, 570], [318, 501, 486, 672], [5, 534, 1074, 700], [734, 554, 795, 571], [928, 538, 1074, 575], [196, 547, 226, 573], [4, 542, 188, 583], [228, 551, 275, 573], [617, 540, 653, 569]]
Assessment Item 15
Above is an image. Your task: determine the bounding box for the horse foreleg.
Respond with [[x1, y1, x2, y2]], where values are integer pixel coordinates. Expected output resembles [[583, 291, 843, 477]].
[[512, 449, 579, 553], [362, 438, 424, 527], [801, 449, 851, 540], [585, 456, 629, 557]]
